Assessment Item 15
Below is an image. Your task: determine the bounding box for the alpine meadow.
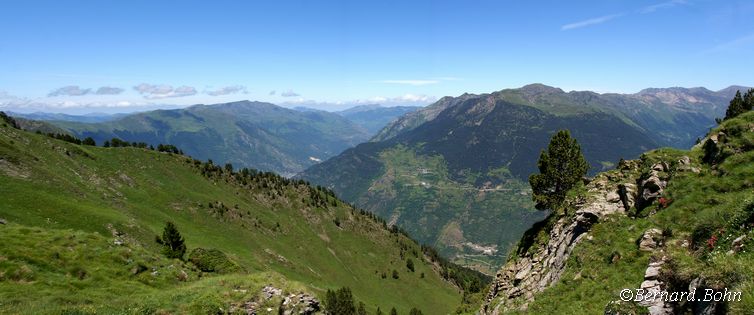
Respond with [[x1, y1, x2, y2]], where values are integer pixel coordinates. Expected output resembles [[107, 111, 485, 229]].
[[1, 1, 753, 315]]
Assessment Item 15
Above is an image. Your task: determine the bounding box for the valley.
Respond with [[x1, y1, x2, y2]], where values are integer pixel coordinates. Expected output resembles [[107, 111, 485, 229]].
[[301, 84, 741, 273]]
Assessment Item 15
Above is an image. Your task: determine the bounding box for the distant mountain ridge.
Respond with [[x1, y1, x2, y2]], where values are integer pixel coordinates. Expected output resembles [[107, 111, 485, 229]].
[[9, 111, 125, 123], [335, 104, 421, 135], [49, 100, 371, 176], [376, 84, 744, 147], [300, 84, 746, 272]]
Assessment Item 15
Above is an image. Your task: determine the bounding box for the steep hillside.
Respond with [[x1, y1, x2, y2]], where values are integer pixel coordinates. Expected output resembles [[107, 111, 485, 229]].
[[50, 101, 371, 176], [483, 111, 754, 314], [300, 89, 652, 272], [336, 105, 421, 135], [301, 85, 739, 273], [0, 116, 482, 314]]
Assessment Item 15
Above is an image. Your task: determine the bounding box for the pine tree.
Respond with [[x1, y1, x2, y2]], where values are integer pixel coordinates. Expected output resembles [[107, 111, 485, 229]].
[[155, 221, 187, 259], [409, 308, 423, 315], [745, 89, 754, 112], [529, 130, 589, 211], [376, 307, 383, 315], [390, 307, 398, 315], [325, 287, 356, 314], [724, 90, 746, 120], [82, 137, 96, 146], [357, 302, 367, 315], [406, 258, 414, 272]]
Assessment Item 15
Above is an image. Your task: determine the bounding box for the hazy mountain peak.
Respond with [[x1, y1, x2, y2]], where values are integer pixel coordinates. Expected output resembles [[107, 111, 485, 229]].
[[717, 85, 752, 94], [335, 104, 384, 116], [518, 83, 565, 95]]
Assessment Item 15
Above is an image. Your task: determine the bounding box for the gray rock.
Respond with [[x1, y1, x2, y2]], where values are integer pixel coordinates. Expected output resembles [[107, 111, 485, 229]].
[[618, 183, 637, 211], [678, 156, 690, 165], [732, 235, 746, 253], [262, 285, 283, 299], [606, 191, 621, 203], [651, 162, 667, 172], [644, 265, 661, 280], [639, 229, 663, 251], [637, 173, 667, 211]]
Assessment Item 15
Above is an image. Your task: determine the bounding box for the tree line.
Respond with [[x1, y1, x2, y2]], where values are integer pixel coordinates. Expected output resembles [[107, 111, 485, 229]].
[[723, 88, 754, 121]]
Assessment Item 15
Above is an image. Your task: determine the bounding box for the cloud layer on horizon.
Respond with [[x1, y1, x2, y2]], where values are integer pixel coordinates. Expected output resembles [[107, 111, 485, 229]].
[[206, 85, 248, 96], [47, 85, 124, 97], [280, 90, 300, 97], [133, 83, 197, 99]]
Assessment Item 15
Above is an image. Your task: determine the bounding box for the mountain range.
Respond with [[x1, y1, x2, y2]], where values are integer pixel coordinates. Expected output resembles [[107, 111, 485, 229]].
[[300, 84, 745, 273], [46, 101, 372, 177], [2, 84, 753, 314], [335, 104, 421, 135]]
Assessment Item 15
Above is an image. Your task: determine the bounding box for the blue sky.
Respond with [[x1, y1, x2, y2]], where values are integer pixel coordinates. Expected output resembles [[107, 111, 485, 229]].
[[1, 0, 753, 113]]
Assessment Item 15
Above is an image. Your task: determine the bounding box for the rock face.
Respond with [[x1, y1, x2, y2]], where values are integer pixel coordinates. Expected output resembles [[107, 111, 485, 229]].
[[482, 163, 642, 314], [635, 163, 669, 211]]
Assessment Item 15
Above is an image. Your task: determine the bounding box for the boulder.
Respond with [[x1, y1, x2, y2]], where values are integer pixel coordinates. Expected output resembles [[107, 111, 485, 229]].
[[678, 156, 690, 165], [639, 228, 663, 251], [644, 265, 660, 280], [637, 174, 666, 211]]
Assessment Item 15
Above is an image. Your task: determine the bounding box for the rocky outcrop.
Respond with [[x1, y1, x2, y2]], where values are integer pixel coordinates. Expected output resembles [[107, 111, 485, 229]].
[[482, 156, 701, 314], [233, 285, 320, 315], [482, 164, 642, 314], [635, 163, 669, 211]]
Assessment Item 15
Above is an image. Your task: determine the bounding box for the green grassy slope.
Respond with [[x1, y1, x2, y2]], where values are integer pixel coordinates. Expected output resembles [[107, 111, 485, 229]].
[[518, 111, 754, 314], [0, 120, 467, 314]]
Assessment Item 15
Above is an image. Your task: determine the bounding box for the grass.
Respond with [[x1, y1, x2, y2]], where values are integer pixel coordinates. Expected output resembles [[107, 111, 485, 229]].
[[509, 111, 754, 314], [0, 223, 308, 314], [0, 123, 462, 314]]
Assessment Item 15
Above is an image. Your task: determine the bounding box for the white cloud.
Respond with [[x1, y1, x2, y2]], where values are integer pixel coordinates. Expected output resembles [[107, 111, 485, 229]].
[[356, 94, 437, 105], [48, 85, 92, 97], [95, 86, 124, 95], [561, 14, 622, 31], [279, 93, 437, 111], [269, 90, 276, 95], [206, 85, 248, 96], [280, 90, 300, 97], [133, 83, 197, 99], [641, 0, 687, 14], [47, 85, 125, 97]]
